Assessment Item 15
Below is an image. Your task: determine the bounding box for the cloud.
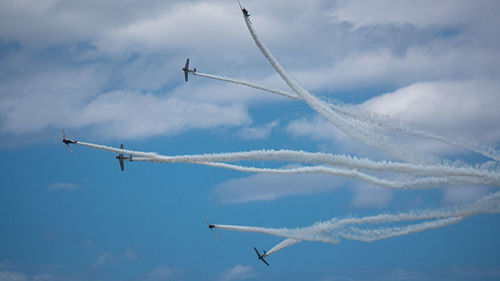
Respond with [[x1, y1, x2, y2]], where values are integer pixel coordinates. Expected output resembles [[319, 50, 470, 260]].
[[1, 0, 498, 147], [143, 266, 178, 281], [442, 186, 492, 205], [124, 249, 138, 261], [287, 116, 341, 141], [331, 0, 497, 28], [350, 183, 393, 208], [216, 265, 256, 281], [30, 274, 54, 281], [362, 80, 500, 145], [95, 252, 118, 267], [46, 182, 79, 191], [1, 89, 250, 140], [295, 46, 500, 94], [0, 270, 27, 281], [236, 120, 278, 140], [212, 171, 346, 204]]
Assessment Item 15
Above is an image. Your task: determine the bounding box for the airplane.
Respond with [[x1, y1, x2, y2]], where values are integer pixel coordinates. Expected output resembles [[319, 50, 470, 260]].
[[116, 144, 132, 171], [206, 217, 217, 237], [253, 247, 269, 266], [238, 0, 250, 19], [182, 58, 197, 82], [62, 130, 77, 152]]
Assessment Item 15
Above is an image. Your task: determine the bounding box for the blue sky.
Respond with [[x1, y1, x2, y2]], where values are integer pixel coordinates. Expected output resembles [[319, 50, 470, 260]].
[[1, 0, 500, 280]]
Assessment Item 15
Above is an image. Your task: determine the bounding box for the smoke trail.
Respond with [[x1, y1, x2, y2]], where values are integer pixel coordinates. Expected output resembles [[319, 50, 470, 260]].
[[191, 71, 300, 100], [262, 217, 463, 255], [212, 190, 500, 251], [340, 217, 464, 242], [76, 141, 500, 187], [130, 159, 453, 189], [200, 162, 472, 189], [242, 17, 431, 164], [190, 70, 500, 162], [77, 141, 158, 158], [265, 238, 301, 256], [335, 104, 500, 162]]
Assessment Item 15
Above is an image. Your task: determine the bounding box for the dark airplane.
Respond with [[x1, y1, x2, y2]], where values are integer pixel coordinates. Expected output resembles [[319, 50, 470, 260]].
[[182, 58, 197, 82], [253, 247, 269, 266], [116, 144, 132, 171], [238, 0, 250, 19], [206, 217, 217, 237], [62, 130, 77, 152], [242, 8, 250, 17]]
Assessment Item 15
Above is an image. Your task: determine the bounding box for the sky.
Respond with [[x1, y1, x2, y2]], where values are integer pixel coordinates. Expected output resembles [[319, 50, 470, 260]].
[[1, 0, 500, 280]]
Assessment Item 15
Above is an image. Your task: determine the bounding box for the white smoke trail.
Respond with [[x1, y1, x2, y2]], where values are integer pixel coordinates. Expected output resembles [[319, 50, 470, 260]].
[[77, 141, 158, 158], [76, 141, 500, 187], [200, 162, 470, 189], [340, 217, 464, 242], [265, 238, 301, 256], [212, 190, 500, 252], [242, 17, 432, 164], [190, 70, 500, 162], [140, 149, 498, 182], [194, 69, 500, 162], [335, 105, 500, 162], [130, 159, 451, 189], [191, 71, 300, 100], [261, 218, 461, 256]]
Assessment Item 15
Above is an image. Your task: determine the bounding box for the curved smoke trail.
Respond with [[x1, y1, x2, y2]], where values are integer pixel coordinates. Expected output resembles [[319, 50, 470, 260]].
[[213, 190, 500, 255], [242, 17, 434, 164], [189, 71, 500, 162]]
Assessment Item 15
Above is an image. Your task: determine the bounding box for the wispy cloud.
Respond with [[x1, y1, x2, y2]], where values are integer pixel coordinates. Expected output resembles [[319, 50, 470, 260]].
[[236, 120, 278, 140], [216, 265, 256, 281], [0, 270, 28, 281], [46, 182, 79, 191], [350, 183, 393, 208], [95, 252, 118, 267], [213, 171, 345, 204]]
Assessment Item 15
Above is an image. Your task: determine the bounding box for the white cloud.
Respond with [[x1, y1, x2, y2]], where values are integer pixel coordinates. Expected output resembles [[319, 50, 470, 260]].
[[95, 252, 118, 267], [296, 47, 500, 93], [1, 0, 499, 146], [350, 183, 393, 208], [124, 249, 138, 261], [442, 186, 492, 205], [287, 116, 341, 141], [46, 182, 79, 191], [217, 265, 256, 281], [1, 89, 250, 140], [362, 80, 500, 145], [144, 266, 177, 281], [30, 274, 54, 281], [331, 0, 495, 28], [236, 120, 278, 140], [213, 172, 346, 204], [0, 270, 27, 281]]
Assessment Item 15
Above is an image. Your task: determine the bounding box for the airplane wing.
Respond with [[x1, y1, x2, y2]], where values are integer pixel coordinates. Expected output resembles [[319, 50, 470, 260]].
[[261, 258, 270, 266], [119, 144, 125, 171], [184, 58, 189, 81], [253, 247, 260, 256]]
